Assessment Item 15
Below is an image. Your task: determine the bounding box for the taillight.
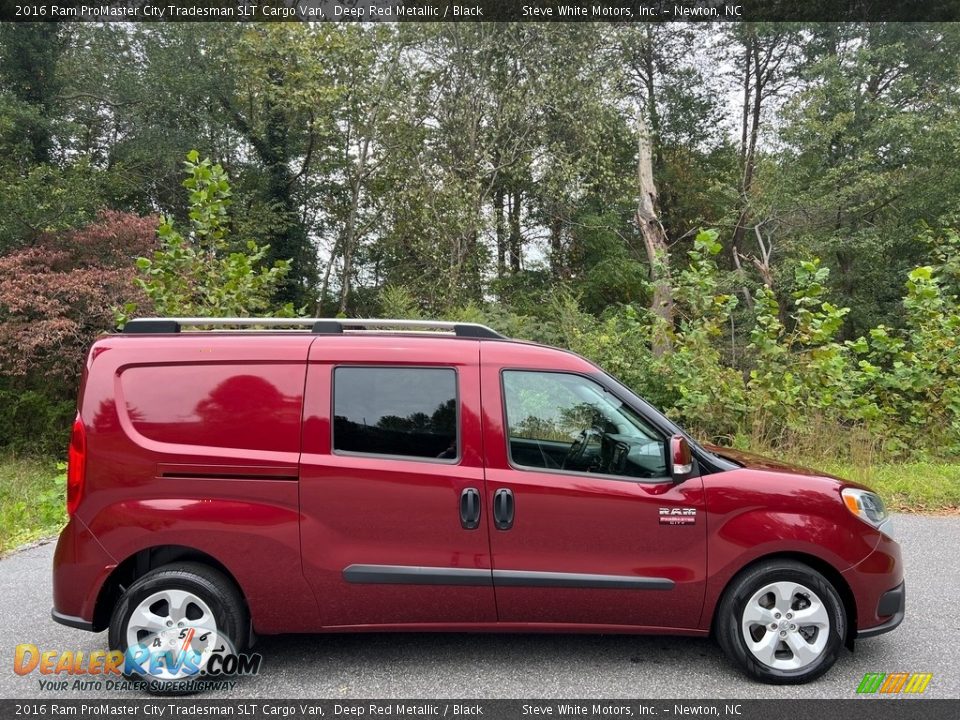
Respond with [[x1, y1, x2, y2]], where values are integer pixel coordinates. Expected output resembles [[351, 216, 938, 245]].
[[66, 415, 86, 516]]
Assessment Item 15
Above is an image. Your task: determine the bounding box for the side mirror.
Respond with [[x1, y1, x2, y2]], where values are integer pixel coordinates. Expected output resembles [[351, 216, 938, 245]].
[[670, 434, 693, 482]]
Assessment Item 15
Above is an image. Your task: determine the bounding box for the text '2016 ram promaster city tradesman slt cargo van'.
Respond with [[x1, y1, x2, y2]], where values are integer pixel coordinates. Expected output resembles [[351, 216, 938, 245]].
[[53, 317, 903, 688]]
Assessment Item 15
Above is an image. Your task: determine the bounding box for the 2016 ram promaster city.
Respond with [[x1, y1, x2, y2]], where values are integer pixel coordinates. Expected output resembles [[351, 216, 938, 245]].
[[52, 318, 904, 686]]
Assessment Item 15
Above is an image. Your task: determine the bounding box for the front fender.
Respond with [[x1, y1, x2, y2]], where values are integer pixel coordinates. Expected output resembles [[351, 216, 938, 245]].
[[699, 469, 882, 630]]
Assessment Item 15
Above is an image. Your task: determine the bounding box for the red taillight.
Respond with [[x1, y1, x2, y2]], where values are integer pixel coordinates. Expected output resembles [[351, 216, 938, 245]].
[[66, 415, 86, 516]]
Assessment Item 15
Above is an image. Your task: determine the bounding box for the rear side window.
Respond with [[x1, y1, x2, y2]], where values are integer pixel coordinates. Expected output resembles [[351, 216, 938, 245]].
[[333, 367, 458, 461], [118, 364, 304, 452]]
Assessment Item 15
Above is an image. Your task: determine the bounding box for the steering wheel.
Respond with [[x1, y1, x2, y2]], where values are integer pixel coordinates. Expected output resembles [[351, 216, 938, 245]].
[[562, 427, 603, 471]]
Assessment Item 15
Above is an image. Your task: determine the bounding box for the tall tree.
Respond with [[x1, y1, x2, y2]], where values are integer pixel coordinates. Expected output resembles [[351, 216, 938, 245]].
[[724, 24, 803, 303]]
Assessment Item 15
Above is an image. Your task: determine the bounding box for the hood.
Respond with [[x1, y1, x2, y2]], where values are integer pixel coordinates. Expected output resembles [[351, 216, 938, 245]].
[[701, 443, 844, 480]]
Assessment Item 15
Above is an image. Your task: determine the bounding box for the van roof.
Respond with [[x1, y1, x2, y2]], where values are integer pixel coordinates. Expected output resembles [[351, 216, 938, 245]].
[[122, 317, 506, 340]]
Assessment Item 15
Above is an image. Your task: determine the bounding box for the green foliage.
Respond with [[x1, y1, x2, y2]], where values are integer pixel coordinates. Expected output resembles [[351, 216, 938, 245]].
[[379, 286, 422, 320], [0, 387, 74, 457], [124, 152, 296, 321], [0, 456, 65, 553], [4, 24, 960, 472], [449, 227, 960, 462]]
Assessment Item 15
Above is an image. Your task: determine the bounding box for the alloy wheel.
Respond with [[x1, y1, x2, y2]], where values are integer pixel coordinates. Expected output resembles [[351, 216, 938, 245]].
[[740, 581, 830, 671]]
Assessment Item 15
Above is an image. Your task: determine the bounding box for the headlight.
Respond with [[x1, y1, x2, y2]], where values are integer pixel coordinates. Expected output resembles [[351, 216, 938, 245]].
[[841, 487, 889, 528]]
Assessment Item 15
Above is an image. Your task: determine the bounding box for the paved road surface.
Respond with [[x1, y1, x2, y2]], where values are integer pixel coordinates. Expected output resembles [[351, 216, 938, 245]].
[[1, 515, 957, 699]]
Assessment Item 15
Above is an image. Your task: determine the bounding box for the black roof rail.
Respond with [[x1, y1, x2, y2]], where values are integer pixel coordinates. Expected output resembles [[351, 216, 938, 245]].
[[122, 319, 182, 334], [120, 317, 506, 339]]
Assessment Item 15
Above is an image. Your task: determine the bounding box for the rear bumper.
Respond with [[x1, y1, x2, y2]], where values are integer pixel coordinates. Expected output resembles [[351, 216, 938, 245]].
[[51, 516, 116, 632], [857, 582, 905, 639], [51, 609, 95, 632]]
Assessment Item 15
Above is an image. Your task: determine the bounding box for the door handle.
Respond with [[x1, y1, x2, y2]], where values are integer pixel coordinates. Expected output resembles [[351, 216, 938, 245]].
[[493, 488, 514, 530], [460, 487, 481, 530]]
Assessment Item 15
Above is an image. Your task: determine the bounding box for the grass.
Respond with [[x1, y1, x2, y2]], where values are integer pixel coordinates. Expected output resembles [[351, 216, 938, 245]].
[[0, 455, 66, 554], [809, 460, 960, 514], [0, 453, 957, 556]]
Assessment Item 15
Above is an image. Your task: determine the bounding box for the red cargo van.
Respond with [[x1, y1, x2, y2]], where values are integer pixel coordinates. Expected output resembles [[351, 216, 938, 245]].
[[53, 318, 903, 686]]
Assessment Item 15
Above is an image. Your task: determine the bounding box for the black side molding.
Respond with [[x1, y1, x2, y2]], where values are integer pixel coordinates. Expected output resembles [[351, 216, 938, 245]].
[[51, 609, 95, 632], [492, 569, 674, 590], [342, 564, 675, 590], [343, 565, 492, 586]]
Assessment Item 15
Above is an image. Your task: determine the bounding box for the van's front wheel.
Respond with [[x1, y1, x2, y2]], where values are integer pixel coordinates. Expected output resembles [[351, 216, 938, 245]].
[[716, 560, 846, 684], [108, 562, 248, 694]]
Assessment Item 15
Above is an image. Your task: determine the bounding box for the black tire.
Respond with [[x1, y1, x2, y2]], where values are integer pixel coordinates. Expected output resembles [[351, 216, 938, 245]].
[[715, 559, 846, 684], [108, 562, 248, 695]]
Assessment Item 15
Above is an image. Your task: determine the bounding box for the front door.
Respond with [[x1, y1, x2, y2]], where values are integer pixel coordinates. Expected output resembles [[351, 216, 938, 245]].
[[299, 339, 496, 627], [481, 350, 707, 629]]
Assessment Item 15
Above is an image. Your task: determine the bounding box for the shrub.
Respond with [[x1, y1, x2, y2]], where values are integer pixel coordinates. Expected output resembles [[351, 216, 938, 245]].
[[122, 151, 296, 321], [0, 210, 156, 452]]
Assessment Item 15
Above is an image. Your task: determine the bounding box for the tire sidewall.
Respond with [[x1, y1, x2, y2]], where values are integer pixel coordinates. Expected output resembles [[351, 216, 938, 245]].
[[719, 563, 846, 684], [108, 566, 245, 694]]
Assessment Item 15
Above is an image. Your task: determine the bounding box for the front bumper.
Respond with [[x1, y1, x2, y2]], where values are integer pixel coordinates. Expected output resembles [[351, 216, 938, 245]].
[[857, 581, 905, 639]]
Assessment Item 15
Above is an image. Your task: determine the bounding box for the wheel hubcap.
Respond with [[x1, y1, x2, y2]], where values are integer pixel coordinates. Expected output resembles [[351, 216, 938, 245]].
[[125, 589, 221, 681], [741, 581, 830, 671]]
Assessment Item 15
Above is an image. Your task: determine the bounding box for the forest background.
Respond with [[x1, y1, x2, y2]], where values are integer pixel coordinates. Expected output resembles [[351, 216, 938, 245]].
[[2, 23, 959, 549]]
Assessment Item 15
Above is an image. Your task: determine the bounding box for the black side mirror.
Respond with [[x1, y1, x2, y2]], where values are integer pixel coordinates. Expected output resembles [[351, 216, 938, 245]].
[[670, 434, 693, 482]]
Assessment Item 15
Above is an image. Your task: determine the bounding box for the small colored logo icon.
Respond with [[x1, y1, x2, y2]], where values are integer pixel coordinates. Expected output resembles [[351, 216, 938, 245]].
[[856, 672, 933, 694]]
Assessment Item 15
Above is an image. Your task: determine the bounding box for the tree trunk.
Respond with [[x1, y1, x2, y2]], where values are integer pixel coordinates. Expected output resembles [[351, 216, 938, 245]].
[[731, 34, 756, 265], [549, 214, 564, 279], [636, 114, 672, 358], [338, 132, 372, 315], [495, 185, 506, 281], [508, 190, 522, 273]]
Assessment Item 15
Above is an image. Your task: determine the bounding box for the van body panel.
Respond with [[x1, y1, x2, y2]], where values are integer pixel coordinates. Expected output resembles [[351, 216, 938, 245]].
[[60, 334, 320, 633], [52, 329, 903, 651], [298, 337, 496, 627]]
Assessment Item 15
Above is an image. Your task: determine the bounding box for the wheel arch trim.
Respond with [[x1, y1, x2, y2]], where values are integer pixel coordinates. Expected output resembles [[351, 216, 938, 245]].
[[708, 551, 857, 650], [91, 544, 248, 633]]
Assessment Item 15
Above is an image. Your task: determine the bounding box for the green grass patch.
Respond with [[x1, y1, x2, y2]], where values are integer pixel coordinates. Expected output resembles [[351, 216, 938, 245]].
[[0, 455, 66, 554], [796, 459, 960, 514]]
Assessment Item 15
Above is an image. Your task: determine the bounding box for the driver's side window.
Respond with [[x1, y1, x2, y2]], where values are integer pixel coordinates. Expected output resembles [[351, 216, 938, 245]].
[[502, 370, 668, 479]]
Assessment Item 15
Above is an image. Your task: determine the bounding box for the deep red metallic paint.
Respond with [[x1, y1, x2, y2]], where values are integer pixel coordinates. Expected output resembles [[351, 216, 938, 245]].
[[478, 342, 707, 629], [52, 332, 902, 640], [298, 338, 495, 628]]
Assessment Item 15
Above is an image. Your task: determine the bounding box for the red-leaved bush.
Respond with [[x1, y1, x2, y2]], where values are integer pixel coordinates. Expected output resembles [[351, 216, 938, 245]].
[[0, 211, 158, 383]]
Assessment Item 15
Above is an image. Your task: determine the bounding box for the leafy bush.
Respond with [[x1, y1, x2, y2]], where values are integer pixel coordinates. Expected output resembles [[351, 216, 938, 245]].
[[122, 151, 297, 322], [0, 210, 156, 452], [415, 226, 960, 463]]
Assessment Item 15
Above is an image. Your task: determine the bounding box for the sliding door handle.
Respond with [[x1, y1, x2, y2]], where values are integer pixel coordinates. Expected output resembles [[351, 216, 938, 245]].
[[459, 487, 481, 530], [493, 488, 514, 530]]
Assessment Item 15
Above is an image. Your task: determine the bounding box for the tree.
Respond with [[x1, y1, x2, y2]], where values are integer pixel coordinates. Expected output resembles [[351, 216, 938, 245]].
[[127, 152, 294, 320], [636, 115, 673, 357], [723, 24, 804, 305], [772, 24, 960, 335]]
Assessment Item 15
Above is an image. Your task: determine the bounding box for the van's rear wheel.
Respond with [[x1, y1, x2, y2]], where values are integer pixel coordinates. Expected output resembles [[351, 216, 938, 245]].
[[716, 560, 846, 684], [108, 562, 247, 694]]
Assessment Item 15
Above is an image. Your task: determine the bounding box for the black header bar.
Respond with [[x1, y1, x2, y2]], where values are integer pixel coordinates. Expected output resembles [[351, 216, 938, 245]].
[[2, 1, 959, 23], [1, 700, 959, 720]]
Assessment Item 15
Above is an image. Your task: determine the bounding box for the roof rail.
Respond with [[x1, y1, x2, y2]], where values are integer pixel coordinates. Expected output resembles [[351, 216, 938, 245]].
[[121, 317, 506, 340]]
